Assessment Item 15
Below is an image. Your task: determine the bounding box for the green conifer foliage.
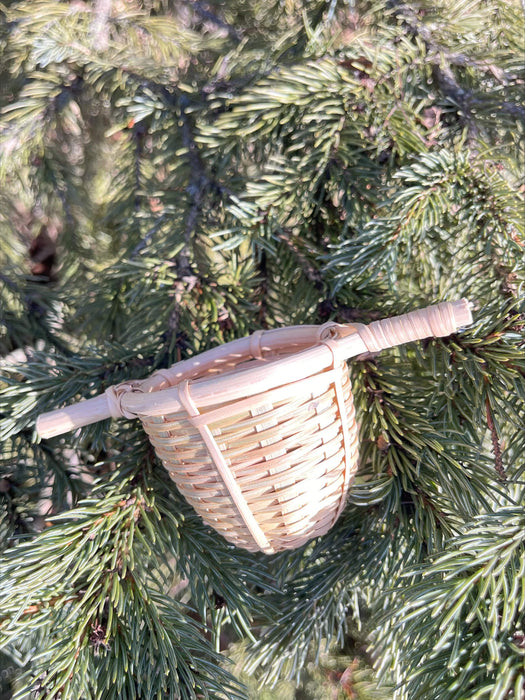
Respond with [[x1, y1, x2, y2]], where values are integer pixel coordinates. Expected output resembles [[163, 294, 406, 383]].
[[1, 1, 524, 698]]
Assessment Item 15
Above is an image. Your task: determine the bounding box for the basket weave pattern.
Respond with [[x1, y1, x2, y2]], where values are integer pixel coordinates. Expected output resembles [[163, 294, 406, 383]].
[[142, 355, 357, 554]]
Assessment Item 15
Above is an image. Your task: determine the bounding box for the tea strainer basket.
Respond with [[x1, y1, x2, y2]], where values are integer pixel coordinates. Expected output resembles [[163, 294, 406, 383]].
[[37, 300, 472, 554]]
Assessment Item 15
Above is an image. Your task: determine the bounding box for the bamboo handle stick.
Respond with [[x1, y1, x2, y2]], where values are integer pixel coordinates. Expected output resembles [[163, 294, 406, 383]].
[[343, 299, 472, 354], [36, 394, 113, 439]]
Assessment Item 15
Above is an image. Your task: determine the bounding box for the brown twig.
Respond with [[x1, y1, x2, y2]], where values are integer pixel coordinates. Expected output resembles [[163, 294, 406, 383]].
[[485, 395, 506, 481], [0, 595, 79, 625]]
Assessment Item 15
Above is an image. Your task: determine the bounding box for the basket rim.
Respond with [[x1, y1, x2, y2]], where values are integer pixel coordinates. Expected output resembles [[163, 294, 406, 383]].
[[121, 329, 365, 418], [35, 299, 472, 439]]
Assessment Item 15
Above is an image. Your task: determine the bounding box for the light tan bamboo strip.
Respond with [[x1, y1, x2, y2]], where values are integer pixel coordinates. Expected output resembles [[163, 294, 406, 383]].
[[177, 379, 274, 553]]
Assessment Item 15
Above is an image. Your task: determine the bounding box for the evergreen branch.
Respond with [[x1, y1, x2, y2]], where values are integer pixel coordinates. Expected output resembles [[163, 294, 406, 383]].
[[179, 96, 208, 276], [378, 507, 525, 699], [0, 484, 247, 699], [247, 532, 364, 683], [129, 216, 168, 257], [389, 1, 525, 125], [426, 298, 525, 482], [325, 149, 524, 295], [275, 229, 323, 287], [351, 355, 502, 538], [247, 507, 421, 686], [189, 1, 243, 43], [0, 269, 72, 358], [437, 51, 517, 84]]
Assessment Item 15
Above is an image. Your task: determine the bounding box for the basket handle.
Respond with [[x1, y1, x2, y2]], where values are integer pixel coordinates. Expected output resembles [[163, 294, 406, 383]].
[[36, 394, 115, 440], [342, 299, 472, 354], [36, 299, 472, 439]]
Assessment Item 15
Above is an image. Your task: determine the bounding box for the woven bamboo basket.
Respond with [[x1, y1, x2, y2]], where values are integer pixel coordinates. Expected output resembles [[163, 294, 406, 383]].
[[37, 300, 472, 554]]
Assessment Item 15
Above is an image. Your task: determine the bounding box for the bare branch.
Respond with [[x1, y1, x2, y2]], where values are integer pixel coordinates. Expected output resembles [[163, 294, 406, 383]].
[[90, 0, 112, 51]]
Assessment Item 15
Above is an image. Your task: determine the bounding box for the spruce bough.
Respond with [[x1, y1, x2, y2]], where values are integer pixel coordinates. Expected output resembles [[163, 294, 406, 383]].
[[1, 1, 524, 698]]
